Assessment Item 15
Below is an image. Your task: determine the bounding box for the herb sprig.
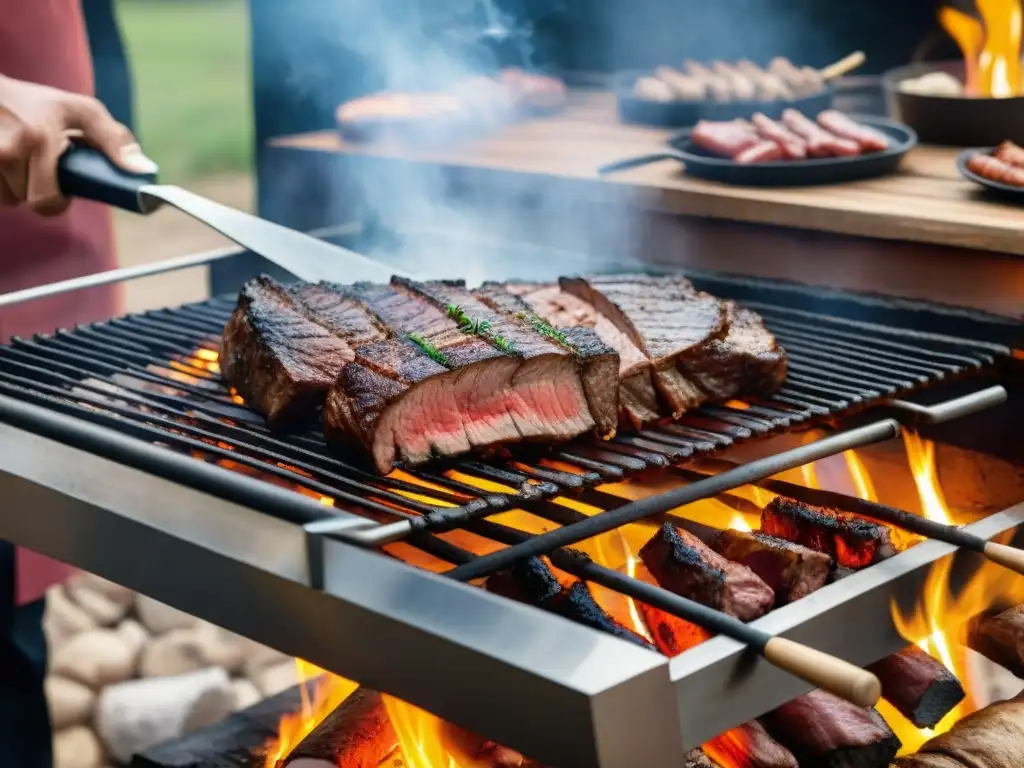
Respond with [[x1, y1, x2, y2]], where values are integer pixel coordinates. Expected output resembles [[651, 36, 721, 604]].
[[407, 332, 452, 367], [445, 304, 516, 354], [516, 311, 571, 347]]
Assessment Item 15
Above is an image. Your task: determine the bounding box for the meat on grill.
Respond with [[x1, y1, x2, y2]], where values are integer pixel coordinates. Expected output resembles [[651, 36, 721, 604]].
[[638, 599, 712, 657], [640, 523, 775, 621], [890, 693, 1024, 768], [708, 528, 831, 605], [474, 282, 620, 438], [866, 645, 965, 729], [485, 556, 656, 650], [760, 497, 897, 569], [220, 277, 361, 428], [282, 686, 397, 767], [704, 721, 798, 768], [761, 688, 901, 768], [965, 604, 1024, 678]]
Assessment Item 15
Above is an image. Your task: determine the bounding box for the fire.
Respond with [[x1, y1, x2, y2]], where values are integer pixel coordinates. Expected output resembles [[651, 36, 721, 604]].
[[941, 0, 1023, 97]]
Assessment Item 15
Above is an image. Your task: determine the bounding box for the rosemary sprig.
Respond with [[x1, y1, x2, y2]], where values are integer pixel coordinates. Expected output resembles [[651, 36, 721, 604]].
[[445, 303, 516, 354], [407, 332, 452, 367], [516, 311, 571, 347]]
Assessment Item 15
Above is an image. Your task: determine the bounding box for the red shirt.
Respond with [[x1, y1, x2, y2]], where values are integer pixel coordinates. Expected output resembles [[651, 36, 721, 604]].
[[0, 0, 124, 603]]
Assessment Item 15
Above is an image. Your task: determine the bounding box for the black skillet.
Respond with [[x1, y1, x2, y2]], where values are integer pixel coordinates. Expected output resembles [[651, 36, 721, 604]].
[[598, 115, 918, 187], [956, 147, 1024, 202]]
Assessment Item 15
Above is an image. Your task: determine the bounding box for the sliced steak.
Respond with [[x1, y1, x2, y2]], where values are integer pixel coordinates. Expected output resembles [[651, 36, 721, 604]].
[[640, 523, 775, 621], [220, 276, 354, 428], [761, 497, 897, 569], [678, 301, 788, 401], [560, 274, 728, 417], [286, 281, 390, 347], [508, 282, 662, 429], [475, 282, 619, 438], [708, 529, 832, 605]]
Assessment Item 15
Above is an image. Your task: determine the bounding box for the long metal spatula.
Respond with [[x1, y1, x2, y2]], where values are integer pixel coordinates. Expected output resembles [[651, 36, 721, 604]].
[[57, 146, 404, 284]]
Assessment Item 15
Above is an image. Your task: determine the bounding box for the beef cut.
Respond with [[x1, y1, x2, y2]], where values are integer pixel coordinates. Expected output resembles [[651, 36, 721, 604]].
[[640, 523, 775, 621], [965, 604, 1024, 678], [708, 528, 831, 605]]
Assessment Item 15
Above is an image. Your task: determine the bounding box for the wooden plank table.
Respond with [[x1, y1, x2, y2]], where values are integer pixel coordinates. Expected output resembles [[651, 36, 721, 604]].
[[269, 91, 1024, 318]]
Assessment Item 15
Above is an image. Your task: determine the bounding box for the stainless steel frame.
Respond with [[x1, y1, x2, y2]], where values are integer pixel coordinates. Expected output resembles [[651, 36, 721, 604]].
[[2, 389, 1022, 765]]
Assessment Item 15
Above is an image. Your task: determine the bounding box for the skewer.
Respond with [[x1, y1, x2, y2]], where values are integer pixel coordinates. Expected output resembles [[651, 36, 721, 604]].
[[689, 460, 1024, 575], [819, 51, 866, 81]]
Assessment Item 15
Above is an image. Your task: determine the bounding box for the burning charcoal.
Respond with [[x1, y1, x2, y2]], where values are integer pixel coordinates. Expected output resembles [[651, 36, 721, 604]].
[[761, 497, 896, 569], [708, 529, 832, 605], [640, 523, 775, 622], [867, 645, 965, 729], [686, 748, 722, 768], [890, 693, 1024, 768], [637, 600, 712, 657], [761, 689, 901, 768], [485, 557, 656, 651], [442, 725, 545, 768], [281, 687, 397, 767], [965, 604, 1024, 678], [704, 720, 798, 768]]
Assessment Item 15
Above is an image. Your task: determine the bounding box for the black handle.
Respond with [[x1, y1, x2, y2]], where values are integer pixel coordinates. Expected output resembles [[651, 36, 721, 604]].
[[597, 151, 688, 176], [58, 145, 158, 214]]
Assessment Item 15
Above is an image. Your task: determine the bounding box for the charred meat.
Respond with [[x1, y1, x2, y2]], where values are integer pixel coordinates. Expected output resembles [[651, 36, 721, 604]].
[[708, 528, 831, 605]]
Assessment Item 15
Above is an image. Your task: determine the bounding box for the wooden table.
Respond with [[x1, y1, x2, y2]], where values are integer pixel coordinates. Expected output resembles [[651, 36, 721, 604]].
[[268, 91, 1024, 318]]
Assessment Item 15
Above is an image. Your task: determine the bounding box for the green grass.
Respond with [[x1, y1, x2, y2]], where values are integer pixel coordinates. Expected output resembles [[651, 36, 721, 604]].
[[115, 0, 252, 183]]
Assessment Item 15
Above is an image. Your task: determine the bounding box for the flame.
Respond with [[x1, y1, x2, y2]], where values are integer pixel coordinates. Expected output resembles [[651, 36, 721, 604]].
[[941, 0, 1023, 97]]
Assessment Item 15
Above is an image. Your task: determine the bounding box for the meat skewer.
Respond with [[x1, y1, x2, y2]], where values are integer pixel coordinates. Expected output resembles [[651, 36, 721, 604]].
[[654, 65, 707, 100], [967, 153, 1024, 187], [866, 645, 966, 728], [750, 113, 808, 159], [816, 110, 889, 152], [735, 60, 795, 101], [891, 693, 1024, 768], [965, 604, 1024, 677], [781, 109, 860, 157], [711, 60, 758, 100]]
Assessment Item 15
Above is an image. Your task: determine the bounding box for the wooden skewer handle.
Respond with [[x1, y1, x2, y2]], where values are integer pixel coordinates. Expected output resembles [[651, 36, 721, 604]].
[[819, 50, 866, 81], [763, 636, 881, 708], [983, 542, 1024, 575]]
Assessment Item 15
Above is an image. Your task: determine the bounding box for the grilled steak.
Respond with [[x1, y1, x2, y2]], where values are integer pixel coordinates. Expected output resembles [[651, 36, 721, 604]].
[[475, 282, 619, 438], [761, 497, 897, 569], [708, 529, 831, 605], [220, 276, 355, 428], [966, 604, 1024, 678], [762, 689, 901, 768], [486, 557, 655, 650], [640, 523, 775, 621], [561, 274, 728, 416]]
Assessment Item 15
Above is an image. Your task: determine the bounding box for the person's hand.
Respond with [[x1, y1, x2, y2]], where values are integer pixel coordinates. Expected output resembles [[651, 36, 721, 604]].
[[0, 75, 157, 216]]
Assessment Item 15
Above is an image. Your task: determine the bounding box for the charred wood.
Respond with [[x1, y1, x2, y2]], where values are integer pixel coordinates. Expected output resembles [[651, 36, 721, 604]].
[[867, 645, 965, 729], [281, 687, 396, 768], [965, 604, 1024, 678], [703, 720, 798, 768]]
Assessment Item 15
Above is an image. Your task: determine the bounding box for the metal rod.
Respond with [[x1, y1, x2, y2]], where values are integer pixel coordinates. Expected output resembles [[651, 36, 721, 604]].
[[443, 420, 901, 582], [887, 385, 1008, 424]]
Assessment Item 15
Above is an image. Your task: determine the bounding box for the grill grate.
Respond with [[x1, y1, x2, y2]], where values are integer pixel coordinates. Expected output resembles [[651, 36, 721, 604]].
[[0, 290, 1008, 528]]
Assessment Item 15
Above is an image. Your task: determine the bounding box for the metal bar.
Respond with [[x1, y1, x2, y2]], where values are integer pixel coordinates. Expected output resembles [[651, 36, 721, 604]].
[[887, 384, 1008, 424]]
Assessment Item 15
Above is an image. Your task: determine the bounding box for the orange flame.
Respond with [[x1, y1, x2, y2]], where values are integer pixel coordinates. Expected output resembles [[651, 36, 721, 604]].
[[941, 0, 1023, 97]]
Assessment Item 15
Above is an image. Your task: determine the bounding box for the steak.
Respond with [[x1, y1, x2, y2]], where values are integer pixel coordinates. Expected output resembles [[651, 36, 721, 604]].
[[640, 523, 775, 621], [560, 274, 728, 416], [220, 276, 355, 428], [761, 497, 897, 569], [474, 282, 620, 438], [708, 528, 832, 605]]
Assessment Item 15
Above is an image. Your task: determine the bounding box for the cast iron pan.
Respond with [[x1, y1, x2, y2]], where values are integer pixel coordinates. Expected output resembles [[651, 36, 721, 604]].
[[597, 115, 917, 187], [956, 147, 1024, 201], [616, 69, 836, 127]]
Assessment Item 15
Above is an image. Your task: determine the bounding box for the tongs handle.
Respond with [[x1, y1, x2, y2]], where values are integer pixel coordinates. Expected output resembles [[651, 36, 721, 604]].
[[58, 145, 160, 214]]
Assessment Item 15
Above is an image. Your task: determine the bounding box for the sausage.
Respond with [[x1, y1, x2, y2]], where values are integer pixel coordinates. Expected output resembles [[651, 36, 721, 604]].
[[816, 110, 889, 152], [711, 61, 757, 100], [691, 119, 761, 158], [769, 57, 823, 97], [751, 113, 807, 159], [735, 140, 785, 164], [781, 109, 860, 157], [967, 153, 1024, 186], [654, 65, 707, 100], [683, 60, 733, 101], [634, 76, 675, 102], [735, 60, 796, 101], [993, 140, 1024, 169]]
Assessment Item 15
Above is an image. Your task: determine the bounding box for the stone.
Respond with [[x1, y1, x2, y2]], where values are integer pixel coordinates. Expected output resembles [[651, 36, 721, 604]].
[[44, 585, 96, 650], [139, 624, 245, 679], [95, 668, 234, 764], [255, 659, 299, 698], [51, 629, 133, 689], [238, 637, 291, 679], [45, 676, 95, 730], [134, 594, 198, 635], [115, 619, 150, 672], [65, 575, 132, 627], [231, 678, 261, 711], [53, 725, 104, 768]]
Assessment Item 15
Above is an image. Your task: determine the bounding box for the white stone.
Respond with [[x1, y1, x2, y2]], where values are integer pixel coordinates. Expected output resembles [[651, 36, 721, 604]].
[[139, 624, 245, 678], [238, 637, 291, 679], [53, 725, 104, 768], [231, 678, 261, 711], [115, 619, 150, 672], [51, 629, 133, 689], [45, 676, 96, 730], [134, 594, 198, 635], [95, 667, 234, 764], [255, 659, 299, 698], [65, 580, 131, 627], [44, 585, 96, 650]]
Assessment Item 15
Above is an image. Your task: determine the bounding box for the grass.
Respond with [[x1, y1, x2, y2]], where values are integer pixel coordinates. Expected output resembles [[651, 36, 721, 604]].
[[115, 0, 252, 183]]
